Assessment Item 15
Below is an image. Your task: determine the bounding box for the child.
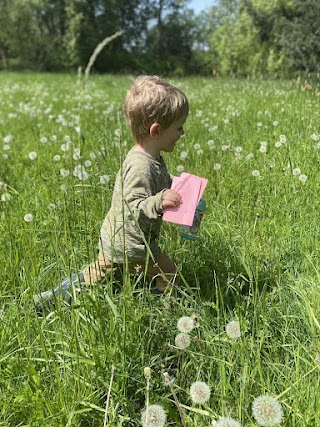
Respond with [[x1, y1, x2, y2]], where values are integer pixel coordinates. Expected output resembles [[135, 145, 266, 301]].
[[36, 75, 188, 305]]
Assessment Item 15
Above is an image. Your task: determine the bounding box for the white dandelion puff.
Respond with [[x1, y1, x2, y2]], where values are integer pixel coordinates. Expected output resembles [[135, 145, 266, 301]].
[[180, 151, 188, 160], [176, 165, 184, 173], [194, 143, 201, 150], [24, 213, 33, 222], [53, 154, 61, 161], [298, 174, 308, 183], [73, 148, 81, 160], [226, 320, 241, 339], [3, 135, 13, 143], [214, 163, 221, 170], [100, 175, 110, 184], [1, 193, 11, 202], [215, 417, 242, 427], [40, 136, 48, 144], [252, 395, 283, 426], [292, 168, 301, 176], [274, 141, 282, 148], [272, 121, 279, 127], [60, 169, 70, 177], [175, 333, 191, 350], [84, 160, 92, 167], [28, 151, 37, 160], [259, 146, 267, 153], [251, 170, 260, 177], [141, 404, 166, 427], [177, 316, 194, 333], [190, 381, 211, 404], [279, 135, 286, 143]]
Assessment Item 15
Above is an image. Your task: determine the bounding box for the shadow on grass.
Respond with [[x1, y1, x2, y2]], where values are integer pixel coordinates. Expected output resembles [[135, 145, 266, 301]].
[[178, 233, 281, 308]]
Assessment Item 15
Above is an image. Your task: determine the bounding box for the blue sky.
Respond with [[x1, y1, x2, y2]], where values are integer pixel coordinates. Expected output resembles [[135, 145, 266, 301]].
[[188, 0, 215, 14]]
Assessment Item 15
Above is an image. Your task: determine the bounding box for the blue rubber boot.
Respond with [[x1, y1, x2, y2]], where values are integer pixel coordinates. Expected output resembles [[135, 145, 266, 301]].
[[34, 272, 85, 310]]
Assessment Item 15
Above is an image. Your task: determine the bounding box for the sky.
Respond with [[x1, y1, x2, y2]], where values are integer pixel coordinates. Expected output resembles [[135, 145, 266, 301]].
[[188, 0, 215, 14]]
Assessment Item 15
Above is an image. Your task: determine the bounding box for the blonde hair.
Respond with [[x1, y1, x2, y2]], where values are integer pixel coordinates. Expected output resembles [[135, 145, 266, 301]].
[[124, 75, 189, 143]]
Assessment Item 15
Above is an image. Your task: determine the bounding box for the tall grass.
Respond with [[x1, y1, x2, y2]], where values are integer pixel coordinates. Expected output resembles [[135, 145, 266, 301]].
[[0, 73, 319, 426]]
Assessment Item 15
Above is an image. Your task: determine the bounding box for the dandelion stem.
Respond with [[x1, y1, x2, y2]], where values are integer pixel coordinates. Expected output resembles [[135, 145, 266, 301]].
[[144, 367, 152, 426], [103, 365, 115, 427], [163, 372, 187, 427]]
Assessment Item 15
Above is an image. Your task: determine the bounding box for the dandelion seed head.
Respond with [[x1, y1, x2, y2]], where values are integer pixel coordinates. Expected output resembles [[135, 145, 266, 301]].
[[292, 167, 301, 176], [24, 213, 33, 222], [100, 175, 110, 184], [60, 169, 70, 177], [53, 154, 61, 161], [176, 165, 184, 173], [226, 320, 241, 339], [175, 333, 191, 350], [251, 170, 260, 177], [3, 135, 13, 143], [40, 136, 48, 144], [215, 417, 242, 427], [28, 151, 37, 160], [1, 193, 11, 202], [279, 134, 286, 143], [274, 141, 282, 148], [180, 151, 188, 160], [177, 316, 194, 333], [190, 381, 211, 404], [298, 174, 308, 183], [252, 395, 283, 426], [73, 148, 81, 160], [141, 404, 166, 427], [214, 163, 221, 170]]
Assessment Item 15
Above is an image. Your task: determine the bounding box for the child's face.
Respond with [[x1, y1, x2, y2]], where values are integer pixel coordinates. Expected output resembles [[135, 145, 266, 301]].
[[157, 114, 188, 153]]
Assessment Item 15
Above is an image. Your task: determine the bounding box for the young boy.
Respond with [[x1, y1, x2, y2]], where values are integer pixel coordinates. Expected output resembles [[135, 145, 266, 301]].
[[36, 75, 188, 304]]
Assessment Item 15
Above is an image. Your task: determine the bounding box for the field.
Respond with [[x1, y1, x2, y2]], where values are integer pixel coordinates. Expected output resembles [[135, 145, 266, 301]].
[[1, 72, 320, 426]]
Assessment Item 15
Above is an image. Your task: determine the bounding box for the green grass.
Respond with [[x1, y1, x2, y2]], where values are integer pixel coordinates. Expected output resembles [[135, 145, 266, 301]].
[[1, 72, 320, 426]]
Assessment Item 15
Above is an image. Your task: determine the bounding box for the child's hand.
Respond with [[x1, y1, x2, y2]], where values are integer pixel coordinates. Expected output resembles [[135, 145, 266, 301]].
[[162, 189, 182, 210]]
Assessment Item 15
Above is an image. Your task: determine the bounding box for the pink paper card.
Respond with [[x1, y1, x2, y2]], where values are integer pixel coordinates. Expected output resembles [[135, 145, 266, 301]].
[[163, 173, 208, 226]]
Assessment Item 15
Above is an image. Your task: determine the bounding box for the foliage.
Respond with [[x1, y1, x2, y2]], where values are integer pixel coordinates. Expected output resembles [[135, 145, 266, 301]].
[[1, 0, 320, 76]]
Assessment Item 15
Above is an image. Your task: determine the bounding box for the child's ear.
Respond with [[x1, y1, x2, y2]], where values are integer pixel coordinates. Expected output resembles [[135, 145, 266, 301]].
[[149, 123, 161, 137]]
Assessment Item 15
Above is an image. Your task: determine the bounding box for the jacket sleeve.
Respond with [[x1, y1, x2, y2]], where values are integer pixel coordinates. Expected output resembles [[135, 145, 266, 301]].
[[123, 169, 167, 220]]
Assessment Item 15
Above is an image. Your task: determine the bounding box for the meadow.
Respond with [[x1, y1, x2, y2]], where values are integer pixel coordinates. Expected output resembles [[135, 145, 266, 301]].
[[0, 72, 320, 426]]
